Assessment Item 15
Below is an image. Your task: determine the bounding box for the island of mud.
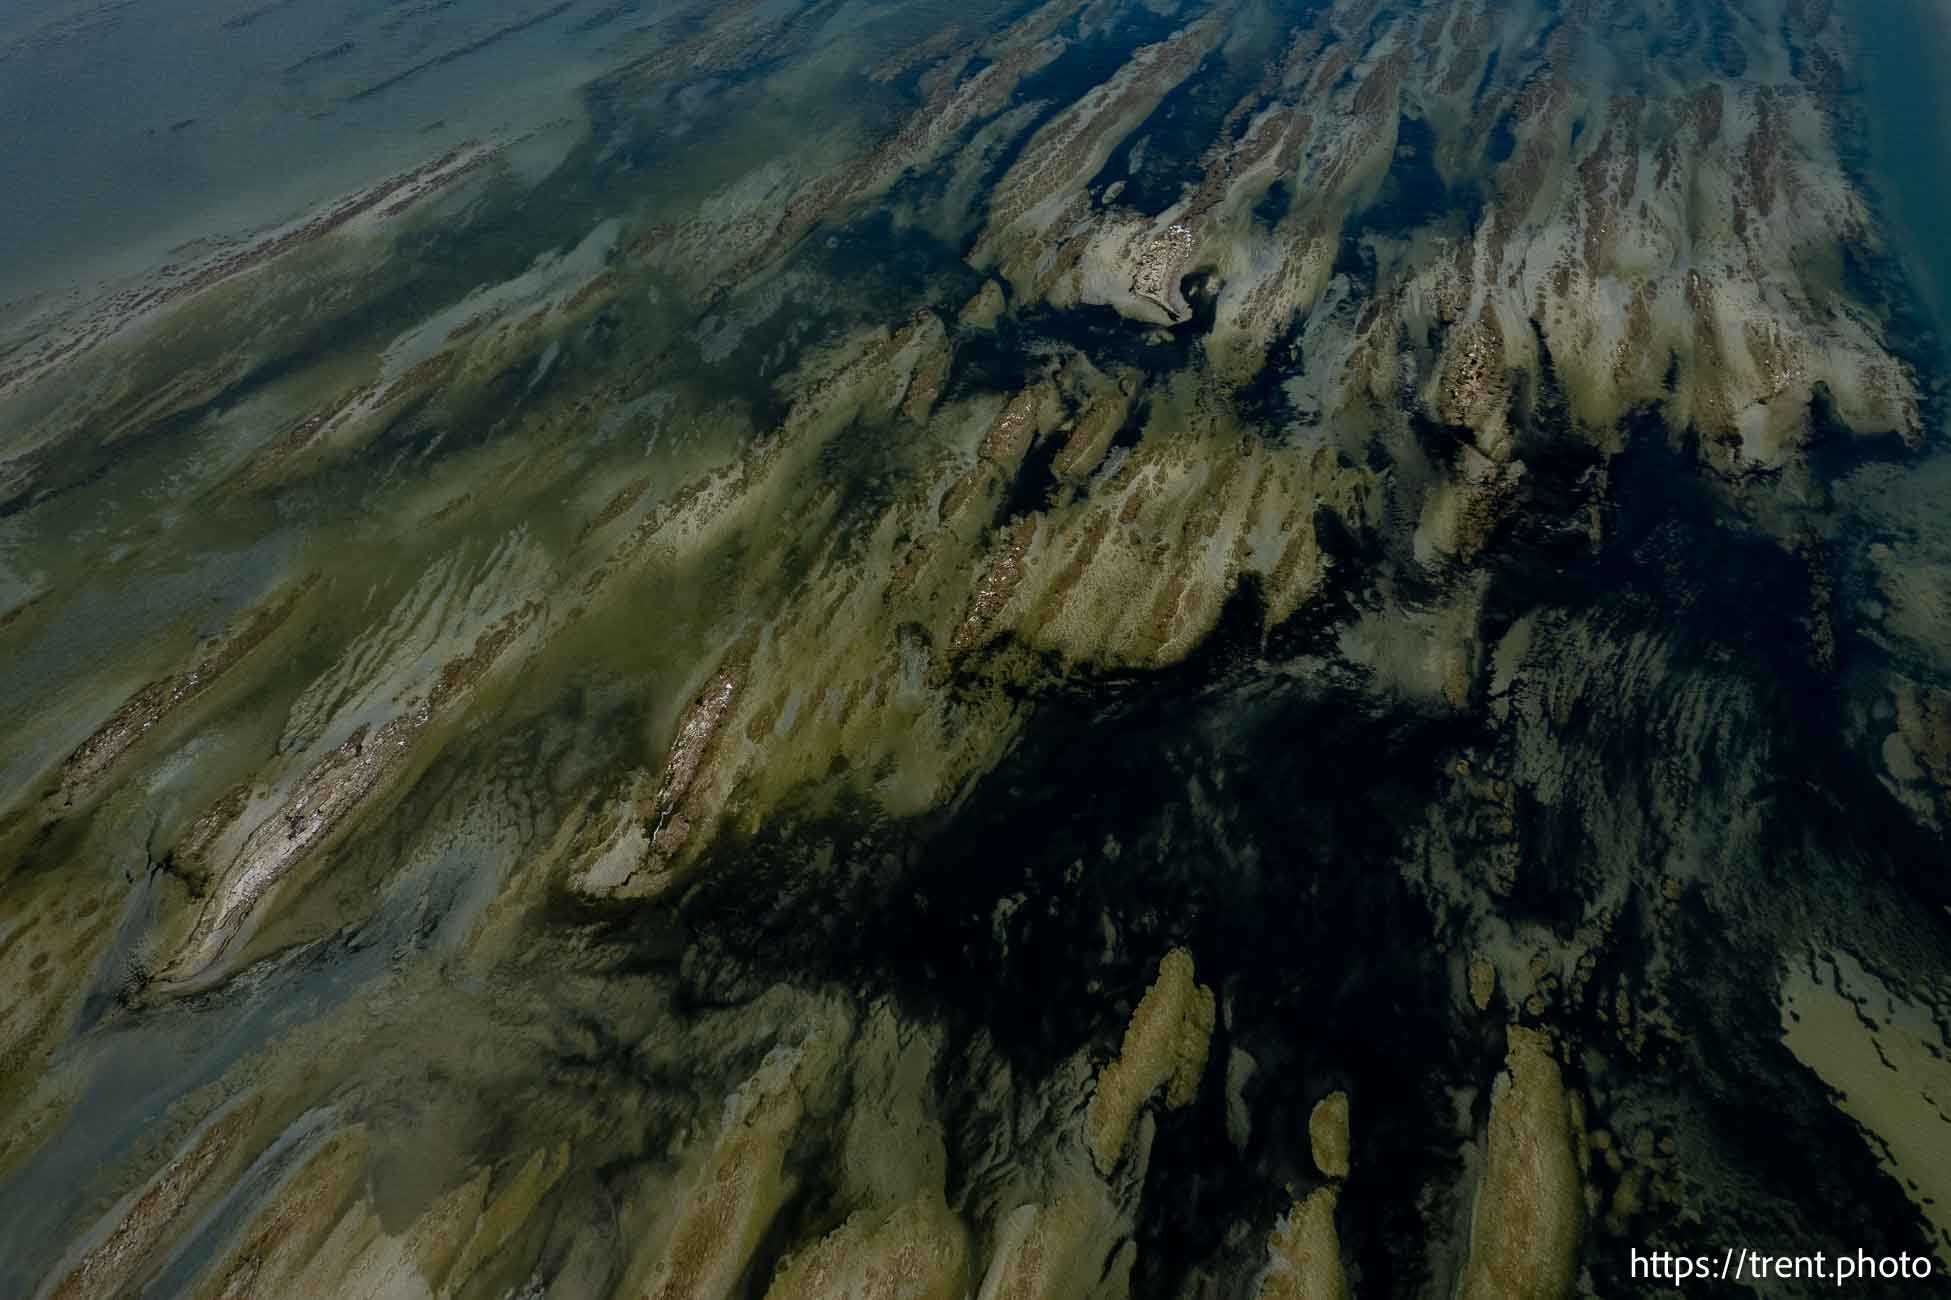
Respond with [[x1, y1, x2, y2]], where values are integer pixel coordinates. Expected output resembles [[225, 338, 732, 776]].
[[2, 1, 1949, 1296]]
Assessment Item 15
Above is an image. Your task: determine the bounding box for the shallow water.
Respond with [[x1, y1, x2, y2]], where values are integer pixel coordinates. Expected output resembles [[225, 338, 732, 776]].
[[3, 1, 1950, 1297], [1854, 0, 1951, 361]]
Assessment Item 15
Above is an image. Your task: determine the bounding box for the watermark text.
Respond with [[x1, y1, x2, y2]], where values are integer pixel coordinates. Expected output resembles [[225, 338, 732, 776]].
[[1631, 1246, 1935, 1287]]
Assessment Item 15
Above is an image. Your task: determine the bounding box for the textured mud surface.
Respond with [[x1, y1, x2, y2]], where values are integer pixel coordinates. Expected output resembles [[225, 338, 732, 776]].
[[3, 0, 1950, 1297]]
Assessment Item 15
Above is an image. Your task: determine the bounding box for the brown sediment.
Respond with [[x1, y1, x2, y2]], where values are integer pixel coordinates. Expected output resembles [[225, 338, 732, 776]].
[[762, 1196, 968, 1300], [155, 599, 542, 988], [44, 1095, 264, 1300], [1050, 393, 1127, 481], [1469, 954, 1498, 1011], [427, 599, 544, 712], [1130, 224, 1195, 322], [156, 719, 417, 988], [979, 15, 1228, 245], [1460, 1027, 1584, 1300], [182, 1128, 371, 1300], [978, 385, 1052, 469], [902, 352, 949, 422], [580, 478, 652, 541], [237, 388, 378, 485], [0, 144, 497, 402], [958, 280, 1007, 330], [237, 351, 457, 488], [1253, 1187, 1345, 1300], [950, 516, 1036, 656], [1438, 306, 1510, 438], [1685, 271, 1737, 443], [643, 670, 740, 870], [971, 1188, 1115, 1300], [1086, 947, 1216, 1173], [441, 1143, 573, 1293], [937, 463, 1001, 530], [1309, 1091, 1351, 1179], [633, 629, 763, 886], [0, 871, 121, 1141], [51, 575, 320, 809], [172, 784, 253, 877], [631, 1042, 831, 1300]]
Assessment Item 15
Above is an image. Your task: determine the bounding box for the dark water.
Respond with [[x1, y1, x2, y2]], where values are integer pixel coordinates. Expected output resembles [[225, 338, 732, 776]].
[[1854, 0, 1951, 369]]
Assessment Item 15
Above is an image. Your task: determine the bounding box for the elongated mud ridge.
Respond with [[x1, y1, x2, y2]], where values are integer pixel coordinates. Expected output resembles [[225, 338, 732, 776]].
[[2, 0, 1949, 1297]]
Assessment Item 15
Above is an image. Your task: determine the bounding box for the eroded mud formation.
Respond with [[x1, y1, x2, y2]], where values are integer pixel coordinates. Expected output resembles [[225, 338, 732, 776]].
[[2, 0, 1949, 1296]]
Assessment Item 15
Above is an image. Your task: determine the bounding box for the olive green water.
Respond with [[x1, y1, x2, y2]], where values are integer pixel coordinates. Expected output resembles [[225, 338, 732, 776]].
[[2, 2, 1950, 1297]]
